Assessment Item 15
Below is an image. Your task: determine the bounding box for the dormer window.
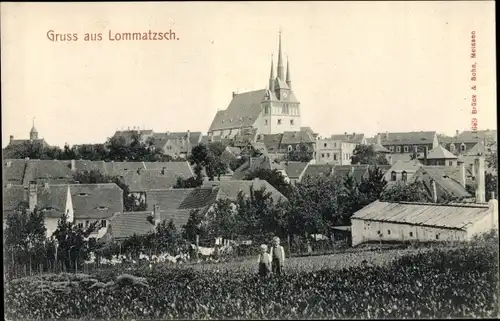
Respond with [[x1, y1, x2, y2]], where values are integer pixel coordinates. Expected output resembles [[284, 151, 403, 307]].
[[461, 144, 466, 152], [78, 193, 90, 197], [402, 171, 408, 182], [391, 171, 397, 181], [450, 144, 455, 152], [97, 206, 108, 211]]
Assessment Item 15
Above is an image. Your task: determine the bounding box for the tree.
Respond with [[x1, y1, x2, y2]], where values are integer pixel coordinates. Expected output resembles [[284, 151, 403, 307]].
[[206, 199, 238, 239], [244, 168, 293, 199], [153, 219, 182, 254], [4, 207, 47, 273], [52, 211, 100, 272], [351, 145, 389, 165], [173, 175, 203, 188], [485, 172, 498, 201], [72, 170, 146, 212], [358, 166, 388, 203], [380, 180, 429, 202], [285, 143, 313, 162], [188, 143, 228, 181], [182, 209, 210, 242]]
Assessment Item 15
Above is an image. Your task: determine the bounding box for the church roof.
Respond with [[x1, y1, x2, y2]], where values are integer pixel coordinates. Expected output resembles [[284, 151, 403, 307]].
[[208, 89, 267, 132]]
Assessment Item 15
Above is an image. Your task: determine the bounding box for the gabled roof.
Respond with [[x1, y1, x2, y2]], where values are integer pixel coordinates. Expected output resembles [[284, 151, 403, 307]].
[[378, 131, 436, 146], [281, 131, 315, 145], [7, 139, 50, 149], [282, 161, 309, 179], [69, 183, 124, 219], [178, 187, 220, 209], [301, 164, 335, 180], [231, 155, 274, 180], [208, 89, 267, 132], [108, 211, 155, 240], [465, 141, 488, 156], [3, 159, 27, 185], [386, 159, 423, 173], [352, 200, 490, 230], [457, 130, 497, 143], [202, 179, 287, 203], [23, 160, 75, 185], [250, 142, 269, 156], [3, 185, 29, 219], [419, 145, 457, 160], [121, 169, 185, 192], [144, 161, 194, 177], [145, 189, 195, 212], [104, 162, 146, 177], [330, 133, 365, 144], [332, 165, 370, 182], [256, 134, 283, 153], [412, 167, 471, 199]]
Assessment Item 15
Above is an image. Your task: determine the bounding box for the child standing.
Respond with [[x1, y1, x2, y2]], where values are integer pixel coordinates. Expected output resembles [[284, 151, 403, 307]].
[[270, 236, 285, 275], [257, 244, 272, 277]]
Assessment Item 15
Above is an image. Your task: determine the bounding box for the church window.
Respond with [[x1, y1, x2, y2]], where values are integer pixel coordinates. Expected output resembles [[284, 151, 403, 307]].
[[278, 119, 282, 125], [290, 119, 294, 125]]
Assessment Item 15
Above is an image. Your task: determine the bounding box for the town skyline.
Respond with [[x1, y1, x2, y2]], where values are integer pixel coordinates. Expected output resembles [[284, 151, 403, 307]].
[[2, 1, 496, 148]]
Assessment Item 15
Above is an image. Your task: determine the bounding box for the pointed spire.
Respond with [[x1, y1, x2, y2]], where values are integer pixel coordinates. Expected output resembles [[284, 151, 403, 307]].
[[277, 30, 284, 80], [286, 56, 292, 89], [269, 54, 275, 91], [31, 117, 37, 132]]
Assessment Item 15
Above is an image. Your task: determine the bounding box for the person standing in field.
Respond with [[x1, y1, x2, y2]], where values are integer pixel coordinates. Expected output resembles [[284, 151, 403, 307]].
[[257, 244, 272, 277], [270, 236, 285, 275]]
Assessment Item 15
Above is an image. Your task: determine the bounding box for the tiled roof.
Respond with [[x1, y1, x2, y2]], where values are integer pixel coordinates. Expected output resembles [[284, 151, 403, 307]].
[[103, 162, 146, 177], [112, 130, 154, 144], [178, 188, 219, 209], [8, 139, 49, 148], [378, 131, 436, 145], [465, 141, 488, 156], [159, 209, 193, 229], [3, 159, 27, 185], [69, 183, 124, 219], [146, 189, 194, 212], [231, 156, 275, 180], [330, 133, 365, 144], [208, 90, 267, 132], [202, 179, 287, 203], [457, 130, 497, 143], [420, 145, 457, 160], [281, 131, 315, 145], [3, 185, 29, 219], [74, 160, 107, 174], [108, 211, 155, 239], [412, 167, 471, 199], [256, 134, 283, 153], [250, 142, 269, 156], [282, 161, 309, 179], [352, 200, 490, 230], [386, 159, 423, 173], [22, 160, 75, 185], [301, 164, 334, 179], [333, 165, 369, 182], [144, 161, 194, 177], [121, 170, 183, 192]]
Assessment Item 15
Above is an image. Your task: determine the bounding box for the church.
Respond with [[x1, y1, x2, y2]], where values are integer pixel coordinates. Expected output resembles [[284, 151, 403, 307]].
[[207, 32, 302, 139]]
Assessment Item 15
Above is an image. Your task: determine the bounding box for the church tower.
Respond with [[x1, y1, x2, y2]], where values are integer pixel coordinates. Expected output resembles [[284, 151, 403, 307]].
[[259, 31, 301, 135], [30, 118, 38, 141]]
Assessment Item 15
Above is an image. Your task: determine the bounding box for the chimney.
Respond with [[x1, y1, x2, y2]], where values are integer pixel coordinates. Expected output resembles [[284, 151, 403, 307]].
[[475, 156, 486, 203], [9, 135, 13, 143], [153, 205, 161, 226], [70, 159, 76, 172], [29, 181, 37, 213], [455, 130, 459, 137], [386, 131, 389, 139], [431, 179, 438, 203], [187, 130, 191, 156], [376, 134, 382, 146], [233, 91, 237, 98], [459, 162, 466, 188]]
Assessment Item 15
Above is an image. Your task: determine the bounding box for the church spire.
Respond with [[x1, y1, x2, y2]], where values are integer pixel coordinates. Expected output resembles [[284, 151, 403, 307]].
[[269, 54, 275, 91], [286, 56, 292, 89], [277, 30, 285, 80], [30, 117, 38, 141]]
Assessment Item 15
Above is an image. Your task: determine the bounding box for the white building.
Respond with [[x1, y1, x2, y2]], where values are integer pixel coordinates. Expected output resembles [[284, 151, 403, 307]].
[[351, 199, 498, 246]]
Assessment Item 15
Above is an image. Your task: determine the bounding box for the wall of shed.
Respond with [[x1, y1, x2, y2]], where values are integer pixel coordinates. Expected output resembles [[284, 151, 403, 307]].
[[466, 213, 498, 240], [351, 219, 467, 246]]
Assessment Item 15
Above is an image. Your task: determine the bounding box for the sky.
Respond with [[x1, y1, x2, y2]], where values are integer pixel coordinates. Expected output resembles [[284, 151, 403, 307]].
[[1, 1, 496, 148]]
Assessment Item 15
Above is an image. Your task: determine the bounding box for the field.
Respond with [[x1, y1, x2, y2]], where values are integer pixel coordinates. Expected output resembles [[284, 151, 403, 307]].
[[4, 241, 499, 320]]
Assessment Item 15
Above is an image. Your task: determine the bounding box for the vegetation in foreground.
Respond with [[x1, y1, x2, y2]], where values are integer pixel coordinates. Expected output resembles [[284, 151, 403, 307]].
[[4, 235, 498, 320]]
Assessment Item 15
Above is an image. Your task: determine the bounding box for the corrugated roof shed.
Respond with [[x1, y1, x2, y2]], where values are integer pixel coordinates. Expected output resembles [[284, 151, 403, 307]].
[[352, 200, 490, 230]]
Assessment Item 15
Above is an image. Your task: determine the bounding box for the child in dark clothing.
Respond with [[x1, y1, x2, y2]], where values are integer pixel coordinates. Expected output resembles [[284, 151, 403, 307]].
[[257, 244, 272, 277]]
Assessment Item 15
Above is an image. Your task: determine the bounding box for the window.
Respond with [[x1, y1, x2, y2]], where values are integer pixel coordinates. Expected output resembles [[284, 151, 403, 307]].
[[461, 144, 466, 152], [324, 143, 327, 147], [436, 234, 440, 240], [290, 119, 294, 125], [334, 143, 337, 147], [389, 146, 394, 152], [404, 146, 409, 152], [287, 145, 293, 152], [377, 230, 381, 235], [264, 105, 270, 114], [396, 146, 401, 153], [402, 171, 408, 182], [327, 153, 330, 158], [278, 119, 282, 125], [321, 153, 325, 158], [101, 220, 107, 228], [391, 171, 397, 181], [264, 120, 268, 125], [85, 220, 89, 227], [448, 161, 453, 166], [78, 223, 83, 229], [409, 232, 413, 237], [387, 230, 391, 235], [333, 154, 337, 160], [282, 104, 289, 114]]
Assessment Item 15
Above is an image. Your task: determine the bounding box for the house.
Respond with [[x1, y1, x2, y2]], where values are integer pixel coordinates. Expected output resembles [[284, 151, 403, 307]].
[[152, 131, 202, 158], [110, 128, 155, 145], [282, 161, 310, 185], [208, 32, 302, 138], [439, 129, 497, 155], [202, 179, 288, 203], [410, 166, 472, 202], [351, 199, 498, 246], [419, 145, 458, 166], [331, 165, 391, 183], [278, 129, 316, 155], [315, 139, 357, 165], [329, 132, 367, 145], [3, 183, 124, 239], [5, 121, 50, 150], [3, 159, 28, 186], [384, 159, 424, 186], [376, 131, 438, 163], [255, 133, 283, 155]]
